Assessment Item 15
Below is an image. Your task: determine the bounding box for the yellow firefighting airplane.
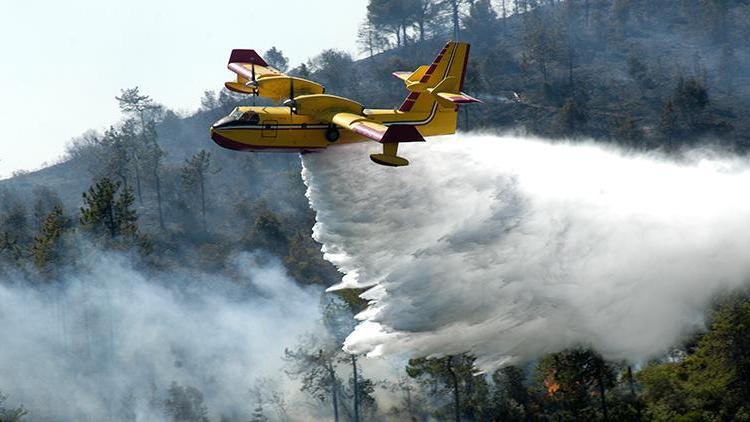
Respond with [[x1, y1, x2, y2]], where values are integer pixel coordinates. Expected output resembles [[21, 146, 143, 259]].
[[210, 41, 480, 166]]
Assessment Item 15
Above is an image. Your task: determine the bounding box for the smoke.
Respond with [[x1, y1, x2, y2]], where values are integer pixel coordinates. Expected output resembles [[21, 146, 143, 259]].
[[0, 247, 323, 421], [302, 134, 750, 370]]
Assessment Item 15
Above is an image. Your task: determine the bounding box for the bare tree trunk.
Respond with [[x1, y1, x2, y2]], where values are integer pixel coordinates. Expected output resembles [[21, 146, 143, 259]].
[[597, 367, 609, 421], [153, 164, 165, 230], [451, 0, 460, 41], [106, 201, 115, 238], [329, 363, 339, 422], [134, 164, 143, 205], [568, 48, 574, 86], [138, 112, 165, 230], [352, 354, 360, 422], [405, 383, 413, 417], [447, 356, 461, 422], [368, 29, 374, 58], [119, 173, 128, 191], [585, 0, 590, 26], [627, 366, 642, 421], [199, 173, 206, 230]]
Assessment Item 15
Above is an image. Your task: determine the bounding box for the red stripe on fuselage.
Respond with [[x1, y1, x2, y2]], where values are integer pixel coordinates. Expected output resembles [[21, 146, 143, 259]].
[[398, 92, 421, 112], [211, 131, 323, 153]]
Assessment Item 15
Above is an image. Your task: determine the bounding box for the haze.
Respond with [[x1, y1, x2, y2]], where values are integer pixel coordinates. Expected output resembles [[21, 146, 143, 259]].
[[0, 0, 366, 179]]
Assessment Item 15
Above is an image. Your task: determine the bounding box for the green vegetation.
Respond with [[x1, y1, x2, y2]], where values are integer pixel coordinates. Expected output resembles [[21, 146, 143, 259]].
[[0, 392, 27, 422], [639, 294, 750, 421]]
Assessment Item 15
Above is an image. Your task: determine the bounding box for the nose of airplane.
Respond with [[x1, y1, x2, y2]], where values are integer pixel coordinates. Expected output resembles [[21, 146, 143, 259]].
[[211, 116, 234, 130], [210, 126, 247, 151]]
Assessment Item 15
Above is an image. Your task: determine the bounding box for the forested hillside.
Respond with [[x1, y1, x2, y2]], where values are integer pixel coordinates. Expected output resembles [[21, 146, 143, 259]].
[[2, 0, 750, 421], [324, 0, 750, 150]]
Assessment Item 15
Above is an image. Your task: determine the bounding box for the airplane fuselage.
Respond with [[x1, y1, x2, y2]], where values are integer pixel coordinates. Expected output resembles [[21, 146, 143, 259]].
[[212, 41, 476, 166], [210, 104, 451, 153]]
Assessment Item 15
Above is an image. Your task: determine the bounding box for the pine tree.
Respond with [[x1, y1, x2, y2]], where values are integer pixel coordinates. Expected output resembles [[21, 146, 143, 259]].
[[247, 211, 288, 256], [366, 0, 422, 47], [80, 178, 140, 249], [291, 62, 311, 79], [537, 348, 616, 421], [463, 0, 497, 41], [116, 87, 166, 229], [407, 354, 482, 421], [264, 47, 289, 72], [31, 205, 70, 276], [0, 197, 31, 264], [181, 150, 218, 230]]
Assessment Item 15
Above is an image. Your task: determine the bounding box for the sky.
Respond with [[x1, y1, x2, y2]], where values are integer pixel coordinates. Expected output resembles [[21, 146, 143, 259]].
[[0, 0, 367, 179]]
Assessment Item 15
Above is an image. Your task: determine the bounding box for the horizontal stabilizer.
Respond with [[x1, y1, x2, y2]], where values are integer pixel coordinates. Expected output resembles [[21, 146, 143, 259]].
[[392, 71, 412, 81], [393, 65, 430, 85], [427, 76, 482, 107], [436, 92, 482, 105]]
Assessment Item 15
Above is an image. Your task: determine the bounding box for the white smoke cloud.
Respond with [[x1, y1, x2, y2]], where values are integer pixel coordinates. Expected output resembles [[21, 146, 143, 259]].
[[302, 134, 750, 370], [0, 248, 323, 421]]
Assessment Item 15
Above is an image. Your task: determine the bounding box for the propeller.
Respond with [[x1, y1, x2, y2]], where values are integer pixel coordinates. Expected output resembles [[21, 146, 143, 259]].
[[250, 64, 257, 106], [244, 63, 259, 106], [283, 76, 297, 117]]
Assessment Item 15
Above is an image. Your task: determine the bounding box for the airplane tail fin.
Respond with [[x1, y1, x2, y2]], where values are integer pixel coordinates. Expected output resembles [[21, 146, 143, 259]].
[[394, 41, 480, 114]]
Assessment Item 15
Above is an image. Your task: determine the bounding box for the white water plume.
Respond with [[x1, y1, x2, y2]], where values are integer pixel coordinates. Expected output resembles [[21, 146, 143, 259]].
[[302, 134, 750, 369]]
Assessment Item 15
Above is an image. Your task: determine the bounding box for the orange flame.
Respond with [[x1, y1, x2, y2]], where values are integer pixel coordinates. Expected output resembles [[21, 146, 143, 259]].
[[544, 374, 561, 396]]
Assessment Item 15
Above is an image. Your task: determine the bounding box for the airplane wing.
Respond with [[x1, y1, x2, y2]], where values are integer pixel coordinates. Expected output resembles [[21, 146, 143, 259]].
[[224, 49, 324, 101], [289, 93, 423, 167], [332, 113, 423, 167], [327, 112, 424, 145]]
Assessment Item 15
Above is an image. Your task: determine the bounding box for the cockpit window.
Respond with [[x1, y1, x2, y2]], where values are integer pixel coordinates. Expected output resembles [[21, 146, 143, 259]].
[[229, 109, 244, 120], [240, 112, 260, 125], [225, 109, 260, 125]]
